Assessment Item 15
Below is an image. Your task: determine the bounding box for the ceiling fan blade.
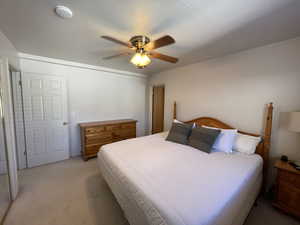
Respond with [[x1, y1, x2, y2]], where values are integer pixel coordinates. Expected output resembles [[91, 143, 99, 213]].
[[145, 35, 175, 51], [101, 36, 132, 48], [149, 51, 178, 63], [102, 52, 131, 60]]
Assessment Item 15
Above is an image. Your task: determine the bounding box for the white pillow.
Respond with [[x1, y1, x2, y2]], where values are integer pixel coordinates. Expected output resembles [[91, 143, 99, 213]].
[[233, 133, 261, 155], [202, 125, 237, 153], [174, 119, 183, 124], [174, 119, 196, 128]]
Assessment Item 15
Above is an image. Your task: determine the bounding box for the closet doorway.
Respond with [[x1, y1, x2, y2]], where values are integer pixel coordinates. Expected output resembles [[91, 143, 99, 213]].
[[152, 85, 165, 134]]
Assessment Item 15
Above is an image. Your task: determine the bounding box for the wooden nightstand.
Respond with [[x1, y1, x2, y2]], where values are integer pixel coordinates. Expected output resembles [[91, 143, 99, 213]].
[[273, 160, 300, 218]]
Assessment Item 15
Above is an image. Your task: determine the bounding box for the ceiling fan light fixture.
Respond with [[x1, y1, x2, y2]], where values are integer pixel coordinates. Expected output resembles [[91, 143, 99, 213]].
[[130, 52, 151, 68]]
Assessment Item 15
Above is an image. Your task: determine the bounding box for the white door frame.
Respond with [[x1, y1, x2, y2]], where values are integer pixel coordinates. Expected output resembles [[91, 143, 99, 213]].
[[0, 58, 18, 200], [11, 71, 27, 169]]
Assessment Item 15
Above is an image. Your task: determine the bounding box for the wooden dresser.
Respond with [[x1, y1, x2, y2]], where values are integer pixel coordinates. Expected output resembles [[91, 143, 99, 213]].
[[79, 119, 137, 160], [273, 160, 300, 218]]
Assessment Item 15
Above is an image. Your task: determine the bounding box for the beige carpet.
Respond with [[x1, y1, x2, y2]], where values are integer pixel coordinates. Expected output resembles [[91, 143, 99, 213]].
[[4, 158, 300, 225], [0, 174, 10, 221]]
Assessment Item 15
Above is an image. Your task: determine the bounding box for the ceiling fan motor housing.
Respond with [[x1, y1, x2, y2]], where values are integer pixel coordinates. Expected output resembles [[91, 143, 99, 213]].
[[130, 35, 150, 49]]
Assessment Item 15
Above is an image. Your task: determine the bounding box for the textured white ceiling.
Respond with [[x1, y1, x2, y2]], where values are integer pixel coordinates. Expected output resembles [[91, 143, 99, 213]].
[[0, 0, 300, 75]]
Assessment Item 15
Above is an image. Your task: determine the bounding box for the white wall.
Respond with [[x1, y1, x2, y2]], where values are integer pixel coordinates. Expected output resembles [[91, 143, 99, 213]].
[[149, 37, 300, 167], [20, 55, 147, 157], [0, 29, 19, 69]]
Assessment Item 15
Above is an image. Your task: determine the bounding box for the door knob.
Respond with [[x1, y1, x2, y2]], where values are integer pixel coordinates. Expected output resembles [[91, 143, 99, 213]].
[[63, 122, 69, 126]]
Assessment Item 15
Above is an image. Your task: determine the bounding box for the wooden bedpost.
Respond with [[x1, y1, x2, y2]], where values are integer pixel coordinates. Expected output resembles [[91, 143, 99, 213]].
[[262, 102, 273, 192], [173, 101, 177, 120], [264, 103, 273, 158]]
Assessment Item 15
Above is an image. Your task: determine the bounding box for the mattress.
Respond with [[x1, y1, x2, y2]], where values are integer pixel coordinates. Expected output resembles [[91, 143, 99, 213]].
[[97, 132, 263, 225]]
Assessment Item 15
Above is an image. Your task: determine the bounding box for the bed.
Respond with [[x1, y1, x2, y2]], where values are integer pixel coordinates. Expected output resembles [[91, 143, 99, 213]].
[[97, 102, 273, 225]]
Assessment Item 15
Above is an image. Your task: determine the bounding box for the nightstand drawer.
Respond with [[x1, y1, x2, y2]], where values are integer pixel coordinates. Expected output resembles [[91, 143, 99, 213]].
[[277, 181, 300, 212], [278, 170, 300, 189]]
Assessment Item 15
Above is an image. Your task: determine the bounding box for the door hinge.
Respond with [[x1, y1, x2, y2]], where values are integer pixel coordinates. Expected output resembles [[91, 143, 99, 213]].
[[18, 80, 22, 86]]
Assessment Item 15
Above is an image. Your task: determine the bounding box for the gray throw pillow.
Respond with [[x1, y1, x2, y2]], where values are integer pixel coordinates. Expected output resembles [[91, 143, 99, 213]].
[[166, 122, 193, 145], [188, 127, 221, 153]]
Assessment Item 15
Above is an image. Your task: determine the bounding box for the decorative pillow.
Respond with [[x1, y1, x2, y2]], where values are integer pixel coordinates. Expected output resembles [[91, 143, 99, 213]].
[[233, 133, 261, 154], [188, 127, 221, 153], [202, 125, 237, 153], [174, 119, 196, 128], [166, 122, 193, 145]]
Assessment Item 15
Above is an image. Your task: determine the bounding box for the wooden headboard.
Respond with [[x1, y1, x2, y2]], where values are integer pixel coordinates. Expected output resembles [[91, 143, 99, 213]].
[[173, 102, 274, 192]]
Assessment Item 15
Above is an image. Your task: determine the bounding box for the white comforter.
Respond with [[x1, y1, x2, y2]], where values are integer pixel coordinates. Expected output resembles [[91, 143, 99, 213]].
[[98, 132, 263, 225]]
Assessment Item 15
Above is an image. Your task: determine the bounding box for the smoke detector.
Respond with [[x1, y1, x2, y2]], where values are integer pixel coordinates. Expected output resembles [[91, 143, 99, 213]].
[[55, 6, 73, 19]]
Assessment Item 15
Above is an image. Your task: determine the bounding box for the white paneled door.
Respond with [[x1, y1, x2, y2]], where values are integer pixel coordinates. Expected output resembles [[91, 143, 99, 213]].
[[22, 73, 69, 168]]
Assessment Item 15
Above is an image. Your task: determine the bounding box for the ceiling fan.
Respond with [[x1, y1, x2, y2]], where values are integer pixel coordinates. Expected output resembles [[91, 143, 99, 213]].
[[101, 35, 178, 69]]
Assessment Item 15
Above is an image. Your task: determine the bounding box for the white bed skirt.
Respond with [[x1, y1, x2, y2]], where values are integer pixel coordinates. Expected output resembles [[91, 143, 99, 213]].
[[98, 154, 261, 225]]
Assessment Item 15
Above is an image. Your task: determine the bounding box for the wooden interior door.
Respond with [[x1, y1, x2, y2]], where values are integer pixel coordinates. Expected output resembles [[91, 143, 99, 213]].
[[22, 73, 69, 168], [152, 86, 165, 134]]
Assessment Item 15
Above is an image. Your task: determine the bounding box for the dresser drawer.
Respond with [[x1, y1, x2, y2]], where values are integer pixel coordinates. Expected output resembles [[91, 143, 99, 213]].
[[85, 136, 112, 145], [106, 124, 121, 131], [120, 128, 136, 138], [86, 132, 112, 139], [121, 123, 136, 129], [85, 126, 105, 134], [110, 131, 135, 143], [278, 170, 300, 189], [277, 180, 300, 211], [85, 132, 112, 145], [85, 145, 101, 155], [85, 142, 111, 154], [112, 129, 135, 138]]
